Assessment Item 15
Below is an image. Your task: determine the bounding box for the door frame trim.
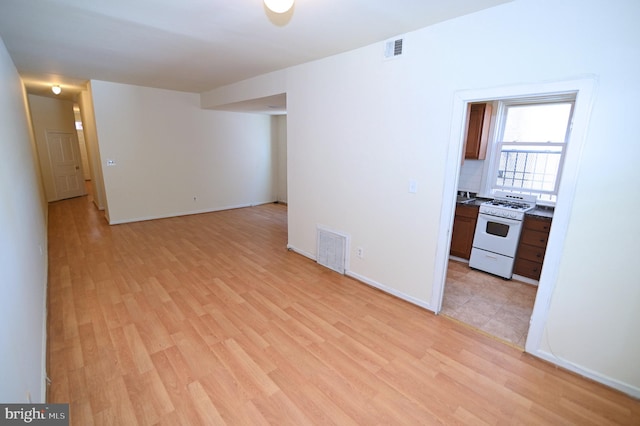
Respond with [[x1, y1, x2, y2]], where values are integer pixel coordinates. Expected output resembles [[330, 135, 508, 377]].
[[431, 77, 597, 355]]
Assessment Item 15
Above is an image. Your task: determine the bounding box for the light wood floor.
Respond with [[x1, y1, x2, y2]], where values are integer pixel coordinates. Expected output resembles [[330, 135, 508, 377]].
[[46, 194, 639, 425]]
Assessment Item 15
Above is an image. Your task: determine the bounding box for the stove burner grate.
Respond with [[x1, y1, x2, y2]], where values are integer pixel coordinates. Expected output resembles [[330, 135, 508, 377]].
[[484, 199, 533, 210]]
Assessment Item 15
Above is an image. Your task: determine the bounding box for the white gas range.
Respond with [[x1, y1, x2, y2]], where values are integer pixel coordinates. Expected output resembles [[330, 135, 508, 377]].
[[469, 191, 537, 279]]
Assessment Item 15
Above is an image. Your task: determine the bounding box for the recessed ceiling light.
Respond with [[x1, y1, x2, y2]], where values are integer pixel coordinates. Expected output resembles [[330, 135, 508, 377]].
[[51, 85, 61, 95]]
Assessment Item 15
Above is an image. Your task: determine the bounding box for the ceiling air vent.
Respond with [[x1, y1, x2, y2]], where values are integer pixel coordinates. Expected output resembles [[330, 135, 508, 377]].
[[384, 37, 404, 60]]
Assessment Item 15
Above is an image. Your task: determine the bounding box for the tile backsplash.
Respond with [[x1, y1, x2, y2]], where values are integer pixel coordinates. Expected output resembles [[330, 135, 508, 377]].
[[458, 159, 484, 193]]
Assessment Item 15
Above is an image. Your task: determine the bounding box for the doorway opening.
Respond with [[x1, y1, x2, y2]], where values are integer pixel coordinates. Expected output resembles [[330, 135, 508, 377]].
[[432, 78, 597, 353], [442, 95, 575, 347]]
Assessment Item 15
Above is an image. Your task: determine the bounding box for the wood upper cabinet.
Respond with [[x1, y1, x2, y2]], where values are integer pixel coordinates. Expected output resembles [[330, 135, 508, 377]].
[[514, 216, 552, 280], [464, 102, 493, 160], [450, 204, 479, 260]]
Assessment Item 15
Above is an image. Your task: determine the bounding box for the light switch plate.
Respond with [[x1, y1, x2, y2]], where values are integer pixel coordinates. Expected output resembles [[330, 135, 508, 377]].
[[408, 179, 417, 193]]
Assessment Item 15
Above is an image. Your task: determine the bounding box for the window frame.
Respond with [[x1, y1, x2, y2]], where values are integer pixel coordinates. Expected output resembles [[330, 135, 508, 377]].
[[485, 95, 576, 205]]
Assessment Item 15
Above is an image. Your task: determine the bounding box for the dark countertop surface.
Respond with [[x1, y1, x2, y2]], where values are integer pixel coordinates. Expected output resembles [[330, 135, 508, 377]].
[[526, 206, 554, 219], [455, 197, 490, 207]]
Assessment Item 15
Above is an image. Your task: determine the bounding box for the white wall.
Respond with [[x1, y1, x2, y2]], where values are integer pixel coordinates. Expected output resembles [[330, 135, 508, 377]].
[[286, 47, 438, 307], [74, 106, 92, 180], [274, 115, 288, 203], [0, 38, 48, 402], [200, 69, 286, 109], [78, 85, 107, 212], [91, 80, 277, 224], [457, 160, 484, 194], [202, 0, 640, 395]]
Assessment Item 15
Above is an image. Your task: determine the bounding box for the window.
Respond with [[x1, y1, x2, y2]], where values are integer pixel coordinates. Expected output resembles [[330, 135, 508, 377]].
[[490, 95, 575, 203]]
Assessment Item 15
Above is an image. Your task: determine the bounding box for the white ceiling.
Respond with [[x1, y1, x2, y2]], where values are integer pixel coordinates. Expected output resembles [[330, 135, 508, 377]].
[[0, 0, 510, 109]]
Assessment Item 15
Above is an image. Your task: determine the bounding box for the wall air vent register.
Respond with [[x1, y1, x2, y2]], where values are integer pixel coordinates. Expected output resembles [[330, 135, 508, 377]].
[[316, 227, 348, 274], [384, 37, 404, 59]]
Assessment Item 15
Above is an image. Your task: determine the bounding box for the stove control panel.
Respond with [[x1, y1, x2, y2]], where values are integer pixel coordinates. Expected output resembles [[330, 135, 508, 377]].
[[479, 203, 533, 220]]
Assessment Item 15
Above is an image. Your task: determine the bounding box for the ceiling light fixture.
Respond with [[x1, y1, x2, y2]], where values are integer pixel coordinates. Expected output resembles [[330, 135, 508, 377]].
[[264, 0, 294, 14], [51, 85, 61, 95]]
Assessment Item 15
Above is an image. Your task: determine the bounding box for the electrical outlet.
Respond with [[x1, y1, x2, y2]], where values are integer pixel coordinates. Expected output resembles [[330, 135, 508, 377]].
[[356, 247, 364, 258]]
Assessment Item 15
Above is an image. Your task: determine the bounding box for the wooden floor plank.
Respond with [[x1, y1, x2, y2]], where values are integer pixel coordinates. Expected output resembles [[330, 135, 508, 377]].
[[45, 194, 640, 425], [186, 380, 226, 425]]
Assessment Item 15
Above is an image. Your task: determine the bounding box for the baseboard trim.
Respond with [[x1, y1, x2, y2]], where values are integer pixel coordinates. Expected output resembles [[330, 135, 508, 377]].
[[286, 244, 315, 261], [345, 270, 434, 312], [40, 254, 48, 403], [532, 349, 640, 399], [286, 244, 433, 312], [108, 202, 277, 225]]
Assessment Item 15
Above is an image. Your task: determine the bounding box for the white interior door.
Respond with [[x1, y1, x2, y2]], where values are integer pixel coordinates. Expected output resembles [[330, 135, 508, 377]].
[[46, 130, 85, 200]]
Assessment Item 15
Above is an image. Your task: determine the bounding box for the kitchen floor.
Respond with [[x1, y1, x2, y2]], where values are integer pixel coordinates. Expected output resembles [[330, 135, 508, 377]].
[[441, 260, 537, 348]]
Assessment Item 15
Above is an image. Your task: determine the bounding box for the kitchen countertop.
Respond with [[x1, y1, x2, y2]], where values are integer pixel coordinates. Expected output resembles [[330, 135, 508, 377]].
[[455, 197, 489, 207], [526, 206, 554, 219]]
